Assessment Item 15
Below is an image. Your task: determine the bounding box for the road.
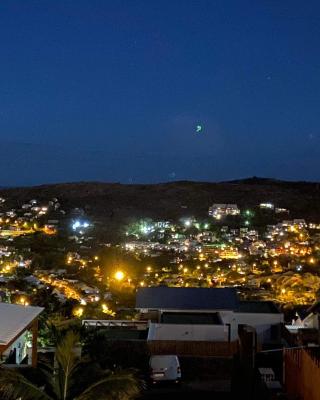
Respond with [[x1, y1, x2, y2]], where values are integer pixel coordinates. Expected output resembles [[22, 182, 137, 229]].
[[139, 380, 233, 399]]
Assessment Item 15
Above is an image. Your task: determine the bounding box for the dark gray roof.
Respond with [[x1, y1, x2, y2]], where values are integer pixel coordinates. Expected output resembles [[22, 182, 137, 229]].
[[237, 301, 280, 314], [136, 287, 239, 311]]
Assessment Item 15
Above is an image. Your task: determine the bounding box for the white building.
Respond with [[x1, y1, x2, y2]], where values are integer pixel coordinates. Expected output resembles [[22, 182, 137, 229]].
[[260, 203, 274, 210], [208, 204, 240, 219], [136, 287, 283, 346], [0, 302, 43, 366]]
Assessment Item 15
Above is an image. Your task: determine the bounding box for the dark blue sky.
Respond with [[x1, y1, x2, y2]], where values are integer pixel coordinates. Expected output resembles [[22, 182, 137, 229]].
[[1, 0, 320, 185]]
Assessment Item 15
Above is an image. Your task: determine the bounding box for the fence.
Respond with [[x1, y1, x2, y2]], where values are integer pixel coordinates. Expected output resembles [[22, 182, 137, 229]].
[[284, 348, 320, 400]]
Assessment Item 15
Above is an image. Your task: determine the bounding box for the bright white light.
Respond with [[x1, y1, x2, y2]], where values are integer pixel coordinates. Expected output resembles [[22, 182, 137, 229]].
[[141, 226, 149, 234], [260, 203, 274, 209], [72, 221, 81, 230], [184, 220, 191, 227], [72, 220, 90, 231]]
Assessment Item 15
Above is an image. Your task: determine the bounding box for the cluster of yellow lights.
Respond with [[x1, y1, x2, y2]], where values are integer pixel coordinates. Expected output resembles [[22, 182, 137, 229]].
[[17, 296, 29, 307], [0, 264, 13, 273], [102, 303, 115, 316], [38, 275, 81, 300]]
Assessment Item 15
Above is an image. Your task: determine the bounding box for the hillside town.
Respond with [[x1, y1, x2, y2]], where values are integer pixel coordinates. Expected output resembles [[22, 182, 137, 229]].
[[1, 195, 320, 312], [1, 193, 320, 399]]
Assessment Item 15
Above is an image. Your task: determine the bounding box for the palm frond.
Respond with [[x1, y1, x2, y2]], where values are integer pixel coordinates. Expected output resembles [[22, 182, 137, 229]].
[[0, 367, 53, 400], [74, 371, 142, 400], [55, 331, 80, 376], [54, 330, 80, 400]]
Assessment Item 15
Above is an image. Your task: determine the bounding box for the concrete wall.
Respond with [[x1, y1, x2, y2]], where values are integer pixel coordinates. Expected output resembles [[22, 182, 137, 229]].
[[303, 313, 319, 329], [148, 323, 229, 342], [220, 312, 283, 343]]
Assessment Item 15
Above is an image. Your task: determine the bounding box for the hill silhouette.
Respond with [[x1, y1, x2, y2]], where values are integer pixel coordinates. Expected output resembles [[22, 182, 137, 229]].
[[1, 178, 320, 240]]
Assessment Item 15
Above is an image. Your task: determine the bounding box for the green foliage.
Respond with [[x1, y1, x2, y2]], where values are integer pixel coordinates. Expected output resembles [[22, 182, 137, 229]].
[[0, 331, 142, 400]]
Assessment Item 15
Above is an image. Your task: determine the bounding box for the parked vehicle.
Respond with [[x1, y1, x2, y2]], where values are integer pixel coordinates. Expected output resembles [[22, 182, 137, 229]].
[[149, 355, 181, 383]]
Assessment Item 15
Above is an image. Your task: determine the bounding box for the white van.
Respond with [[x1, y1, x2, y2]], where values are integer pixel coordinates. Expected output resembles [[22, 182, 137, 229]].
[[149, 355, 181, 383]]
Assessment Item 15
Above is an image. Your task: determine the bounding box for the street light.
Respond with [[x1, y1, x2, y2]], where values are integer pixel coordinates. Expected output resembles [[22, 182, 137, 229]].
[[115, 271, 124, 281]]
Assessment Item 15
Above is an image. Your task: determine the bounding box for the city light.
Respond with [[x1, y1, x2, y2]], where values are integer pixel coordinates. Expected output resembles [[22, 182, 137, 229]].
[[72, 220, 90, 231], [115, 271, 125, 281], [102, 303, 115, 316], [17, 296, 29, 306], [73, 307, 84, 318]]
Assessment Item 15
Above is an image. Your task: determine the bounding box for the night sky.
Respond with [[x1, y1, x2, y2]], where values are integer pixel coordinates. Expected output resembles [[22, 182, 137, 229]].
[[1, 0, 320, 186]]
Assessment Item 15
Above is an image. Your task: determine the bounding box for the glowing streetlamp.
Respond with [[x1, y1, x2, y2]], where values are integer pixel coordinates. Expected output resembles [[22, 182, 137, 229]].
[[115, 271, 124, 281]]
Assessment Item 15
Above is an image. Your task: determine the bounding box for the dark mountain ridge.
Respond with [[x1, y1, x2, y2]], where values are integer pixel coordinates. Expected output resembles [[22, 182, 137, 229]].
[[0, 178, 319, 227]]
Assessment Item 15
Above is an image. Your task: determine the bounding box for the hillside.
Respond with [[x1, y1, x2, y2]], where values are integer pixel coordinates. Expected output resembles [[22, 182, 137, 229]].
[[1, 178, 320, 234]]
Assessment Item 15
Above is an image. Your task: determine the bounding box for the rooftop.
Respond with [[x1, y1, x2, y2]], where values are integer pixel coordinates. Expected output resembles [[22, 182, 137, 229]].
[[237, 301, 280, 314], [136, 287, 239, 311], [0, 302, 43, 346]]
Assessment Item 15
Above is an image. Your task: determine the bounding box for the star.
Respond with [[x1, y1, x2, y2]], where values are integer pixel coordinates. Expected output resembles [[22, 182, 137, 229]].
[[196, 125, 202, 133]]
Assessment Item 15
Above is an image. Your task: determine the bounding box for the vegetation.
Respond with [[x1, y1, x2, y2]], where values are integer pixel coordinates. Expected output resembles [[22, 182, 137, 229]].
[[0, 331, 142, 400], [2, 178, 320, 240]]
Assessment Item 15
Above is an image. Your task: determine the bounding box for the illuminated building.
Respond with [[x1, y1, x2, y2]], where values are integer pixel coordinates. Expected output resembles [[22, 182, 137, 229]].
[[208, 204, 240, 219]]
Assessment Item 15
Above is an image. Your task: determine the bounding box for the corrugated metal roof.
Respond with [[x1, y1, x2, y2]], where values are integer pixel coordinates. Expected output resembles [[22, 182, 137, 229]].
[[0, 302, 43, 346], [136, 287, 238, 310]]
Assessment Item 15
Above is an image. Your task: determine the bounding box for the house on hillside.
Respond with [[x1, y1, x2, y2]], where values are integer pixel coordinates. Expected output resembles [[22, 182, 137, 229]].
[[0, 302, 43, 367], [208, 204, 240, 219]]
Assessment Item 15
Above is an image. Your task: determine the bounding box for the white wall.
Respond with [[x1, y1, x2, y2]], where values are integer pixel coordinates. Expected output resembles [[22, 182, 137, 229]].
[[302, 313, 319, 329], [221, 312, 284, 343], [3, 332, 28, 364], [148, 323, 229, 342]]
